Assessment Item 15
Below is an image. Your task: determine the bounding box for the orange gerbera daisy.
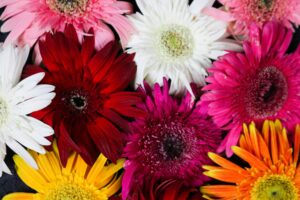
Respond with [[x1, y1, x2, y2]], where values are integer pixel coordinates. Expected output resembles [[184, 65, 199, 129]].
[[201, 120, 300, 200]]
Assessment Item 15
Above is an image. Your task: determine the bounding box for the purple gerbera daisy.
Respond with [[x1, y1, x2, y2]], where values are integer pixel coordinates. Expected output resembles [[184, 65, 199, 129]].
[[122, 78, 222, 199], [201, 22, 300, 157]]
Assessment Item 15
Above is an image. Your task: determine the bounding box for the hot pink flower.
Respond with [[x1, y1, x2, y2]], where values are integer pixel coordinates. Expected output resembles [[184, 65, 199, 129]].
[[0, 0, 133, 62], [202, 22, 300, 157], [219, 0, 300, 36], [122, 78, 222, 199]]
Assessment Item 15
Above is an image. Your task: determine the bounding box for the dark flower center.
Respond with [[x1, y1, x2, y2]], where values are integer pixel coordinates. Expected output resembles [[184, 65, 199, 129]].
[[61, 89, 89, 113], [245, 66, 288, 119], [70, 95, 87, 110], [260, 0, 273, 9], [47, 0, 88, 15], [160, 134, 185, 161]]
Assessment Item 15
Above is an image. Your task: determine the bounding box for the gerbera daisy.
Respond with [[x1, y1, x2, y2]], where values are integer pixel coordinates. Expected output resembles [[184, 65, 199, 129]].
[[126, 0, 241, 95], [122, 78, 222, 199], [27, 25, 145, 166], [129, 178, 203, 200], [2, 143, 124, 200], [219, 0, 300, 36], [201, 120, 300, 200], [0, 44, 55, 177], [201, 22, 300, 156], [0, 0, 134, 63]]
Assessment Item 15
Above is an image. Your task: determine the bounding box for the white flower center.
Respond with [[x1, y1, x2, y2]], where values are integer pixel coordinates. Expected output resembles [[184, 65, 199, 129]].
[[0, 98, 8, 127], [157, 25, 194, 60]]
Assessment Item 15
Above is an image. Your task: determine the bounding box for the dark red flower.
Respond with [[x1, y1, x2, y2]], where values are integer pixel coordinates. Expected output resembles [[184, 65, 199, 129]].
[[128, 178, 203, 200], [28, 25, 145, 166]]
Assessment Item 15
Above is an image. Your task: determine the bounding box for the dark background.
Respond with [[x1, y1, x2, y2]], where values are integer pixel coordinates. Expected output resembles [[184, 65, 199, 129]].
[[1, 0, 300, 198]]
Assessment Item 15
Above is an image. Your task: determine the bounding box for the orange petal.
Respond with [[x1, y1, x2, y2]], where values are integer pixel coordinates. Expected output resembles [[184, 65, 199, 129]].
[[208, 152, 245, 172], [294, 125, 300, 164], [232, 146, 268, 171], [201, 185, 238, 199], [203, 169, 245, 183], [270, 121, 279, 164]]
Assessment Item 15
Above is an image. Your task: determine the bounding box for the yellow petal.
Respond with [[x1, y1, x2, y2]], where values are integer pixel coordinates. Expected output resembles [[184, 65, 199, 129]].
[[62, 152, 77, 175], [106, 174, 123, 197], [74, 155, 88, 177], [95, 159, 124, 188], [87, 154, 107, 184], [14, 155, 48, 192], [3, 193, 35, 200]]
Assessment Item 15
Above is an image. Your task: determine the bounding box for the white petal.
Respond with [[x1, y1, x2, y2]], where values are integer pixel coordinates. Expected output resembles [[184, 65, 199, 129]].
[[12, 84, 55, 105], [15, 92, 55, 115], [190, 0, 215, 14], [126, 0, 240, 96], [5, 120, 46, 154], [23, 116, 54, 137], [5, 138, 38, 169], [10, 72, 45, 97], [0, 44, 29, 90]]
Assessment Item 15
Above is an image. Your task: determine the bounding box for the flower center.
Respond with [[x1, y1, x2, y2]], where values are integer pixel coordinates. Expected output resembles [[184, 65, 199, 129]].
[[70, 95, 87, 110], [0, 98, 8, 127], [45, 183, 95, 200], [159, 134, 185, 160], [251, 174, 298, 200], [259, 0, 273, 9], [47, 0, 88, 15], [157, 25, 194, 59], [61, 89, 89, 113], [245, 66, 288, 119]]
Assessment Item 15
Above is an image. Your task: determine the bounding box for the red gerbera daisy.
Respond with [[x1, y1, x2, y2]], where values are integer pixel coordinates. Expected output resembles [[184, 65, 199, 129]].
[[28, 25, 145, 166]]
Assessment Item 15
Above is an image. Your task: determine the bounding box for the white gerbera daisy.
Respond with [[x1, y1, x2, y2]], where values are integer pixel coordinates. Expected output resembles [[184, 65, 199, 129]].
[[127, 0, 241, 94], [0, 44, 55, 176]]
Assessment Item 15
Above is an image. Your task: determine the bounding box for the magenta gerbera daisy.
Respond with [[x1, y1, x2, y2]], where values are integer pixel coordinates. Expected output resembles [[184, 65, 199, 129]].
[[220, 0, 300, 36], [0, 0, 134, 62], [27, 25, 145, 166], [201, 22, 300, 157], [122, 78, 222, 199]]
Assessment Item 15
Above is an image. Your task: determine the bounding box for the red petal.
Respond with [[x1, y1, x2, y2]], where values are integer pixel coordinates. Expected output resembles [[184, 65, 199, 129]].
[[89, 42, 120, 81], [101, 53, 136, 93], [87, 117, 124, 162], [81, 28, 95, 66], [71, 122, 99, 165], [98, 108, 130, 133], [57, 120, 81, 166]]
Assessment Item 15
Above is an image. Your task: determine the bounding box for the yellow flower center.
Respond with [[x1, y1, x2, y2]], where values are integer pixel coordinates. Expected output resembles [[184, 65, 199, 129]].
[[251, 174, 298, 200], [47, 0, 88, 15], [157, 25, 194, 59], [45, 183, 96, 200]]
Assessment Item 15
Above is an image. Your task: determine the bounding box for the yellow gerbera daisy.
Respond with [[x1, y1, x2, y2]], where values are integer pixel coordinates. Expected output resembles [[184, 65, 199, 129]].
[[201, 120, 300, 200], [3, 145, 124, 200]]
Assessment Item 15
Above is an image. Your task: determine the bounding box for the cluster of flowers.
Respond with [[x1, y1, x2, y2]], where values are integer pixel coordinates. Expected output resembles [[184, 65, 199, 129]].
[[0, 0, 300, 199]]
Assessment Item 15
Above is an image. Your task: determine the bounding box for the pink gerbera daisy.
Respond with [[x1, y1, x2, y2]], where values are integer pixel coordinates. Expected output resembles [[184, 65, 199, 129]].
[[201, 22, 300, 157], [122, 78, 222, 199], [219, 0, 300, 36], [0, 0, 133, 62]]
